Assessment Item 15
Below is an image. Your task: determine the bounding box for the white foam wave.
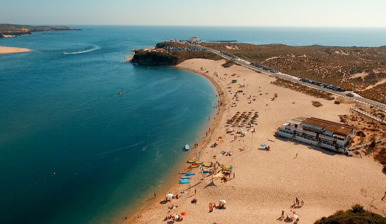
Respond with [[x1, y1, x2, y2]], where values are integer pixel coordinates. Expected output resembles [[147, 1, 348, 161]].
[[62, 45, 101, 55]]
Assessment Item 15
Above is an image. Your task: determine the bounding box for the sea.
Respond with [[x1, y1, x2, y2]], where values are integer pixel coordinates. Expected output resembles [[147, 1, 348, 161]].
[[1, 26, 385, 224]]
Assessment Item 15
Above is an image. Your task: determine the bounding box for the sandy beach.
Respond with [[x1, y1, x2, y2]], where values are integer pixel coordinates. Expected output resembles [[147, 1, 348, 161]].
[[128, 59, 386, 224], [0, 46, 32, 54]]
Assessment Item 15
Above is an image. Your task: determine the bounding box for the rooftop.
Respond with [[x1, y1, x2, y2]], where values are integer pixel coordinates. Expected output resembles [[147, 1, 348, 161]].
[[302, 117, 354, 136]]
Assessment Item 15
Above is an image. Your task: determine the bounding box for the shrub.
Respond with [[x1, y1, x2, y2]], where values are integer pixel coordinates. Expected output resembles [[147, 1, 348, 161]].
[[351, 204, 365, 213], [222, 60, 234, 68], [312, 101, 323, 107], [314, 204, 385, 224]]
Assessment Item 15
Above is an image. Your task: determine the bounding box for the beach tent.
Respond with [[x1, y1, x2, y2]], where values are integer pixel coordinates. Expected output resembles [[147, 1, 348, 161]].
[[219, 200, 227, 208], [213, 172, 224, 179], [166, 193, 174, 200]]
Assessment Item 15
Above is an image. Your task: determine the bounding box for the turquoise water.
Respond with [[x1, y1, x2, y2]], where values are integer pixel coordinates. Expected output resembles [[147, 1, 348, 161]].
[[1, 26, 386, 224]]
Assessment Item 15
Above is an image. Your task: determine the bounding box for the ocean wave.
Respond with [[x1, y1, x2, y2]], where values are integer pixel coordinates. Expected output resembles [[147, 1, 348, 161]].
[[62, 45, 101, 55]]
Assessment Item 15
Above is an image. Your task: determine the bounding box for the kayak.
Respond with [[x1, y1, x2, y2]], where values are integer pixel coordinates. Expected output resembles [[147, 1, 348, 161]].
[[179, 179, 190, 184], [185, 173, 195, 176], [180, 176, 191, 179]]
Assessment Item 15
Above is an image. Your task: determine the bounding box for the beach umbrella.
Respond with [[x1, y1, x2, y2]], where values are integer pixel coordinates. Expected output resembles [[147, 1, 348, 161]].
[[219, 200, 226, 205]]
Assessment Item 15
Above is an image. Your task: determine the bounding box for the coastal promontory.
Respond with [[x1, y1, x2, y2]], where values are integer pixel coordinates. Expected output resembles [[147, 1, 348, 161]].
[[130, 41, 221, 66], [0, 24, 77, 38]]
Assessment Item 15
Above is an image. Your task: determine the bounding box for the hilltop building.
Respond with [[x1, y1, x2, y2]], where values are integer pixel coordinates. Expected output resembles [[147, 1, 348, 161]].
[[276, 117, 355, 153], [188, 36, 201, 44]]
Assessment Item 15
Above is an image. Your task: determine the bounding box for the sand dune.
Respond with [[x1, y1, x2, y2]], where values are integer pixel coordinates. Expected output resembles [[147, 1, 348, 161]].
[[0, 46, 32, 54], [128, 59, 386, 224]]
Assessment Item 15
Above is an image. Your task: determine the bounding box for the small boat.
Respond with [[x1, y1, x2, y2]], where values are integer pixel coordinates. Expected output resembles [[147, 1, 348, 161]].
[[180, 176, 191, 179], [184, 144, 190, 151], [185, 173, 195, 176]]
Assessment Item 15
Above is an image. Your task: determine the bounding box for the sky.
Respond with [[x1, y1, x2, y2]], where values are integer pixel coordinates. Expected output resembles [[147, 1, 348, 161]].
[[1, 0, 386, 27]]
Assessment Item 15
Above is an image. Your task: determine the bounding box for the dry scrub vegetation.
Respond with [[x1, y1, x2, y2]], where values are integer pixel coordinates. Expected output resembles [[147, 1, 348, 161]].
[[340, 105, 386, 173], [271, 79, 335, 100], [203, 43, 386, 103]]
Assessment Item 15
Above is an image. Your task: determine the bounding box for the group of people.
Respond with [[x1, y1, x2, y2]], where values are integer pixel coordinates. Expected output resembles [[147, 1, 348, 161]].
[[208, 201, 226, 212], [278, 210, 300, 223], [164, 214, 183, 222], [277, 198, 304, 222]]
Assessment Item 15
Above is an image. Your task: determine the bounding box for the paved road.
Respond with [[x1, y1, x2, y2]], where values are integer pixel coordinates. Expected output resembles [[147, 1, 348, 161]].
[[200, 46, 386, 112]]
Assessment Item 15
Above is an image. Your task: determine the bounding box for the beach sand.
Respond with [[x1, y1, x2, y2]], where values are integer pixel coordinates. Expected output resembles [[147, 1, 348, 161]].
[[0, 46, 32, 54], [127, 59, 386, 224]]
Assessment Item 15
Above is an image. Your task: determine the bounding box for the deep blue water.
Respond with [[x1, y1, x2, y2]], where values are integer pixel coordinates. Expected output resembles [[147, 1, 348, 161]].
[[1, 26, 386, 224]]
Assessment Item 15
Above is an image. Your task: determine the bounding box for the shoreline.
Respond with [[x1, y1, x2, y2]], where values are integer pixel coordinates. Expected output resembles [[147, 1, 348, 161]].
[[125, 63, 226, 223], [126, 59, 386, 224], [0, 46, 32, 54]]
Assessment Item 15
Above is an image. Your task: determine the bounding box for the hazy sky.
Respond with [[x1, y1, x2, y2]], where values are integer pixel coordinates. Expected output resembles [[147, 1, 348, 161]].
[[1, 0, 386, 27]]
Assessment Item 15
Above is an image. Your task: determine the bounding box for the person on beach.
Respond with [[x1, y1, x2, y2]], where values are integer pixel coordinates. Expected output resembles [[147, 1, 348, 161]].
[[154, 191, 156, 198], [209, 203, 213, 212], [280, 210, 285, 220], [296, 197, 299, 206], [194, 188, 196, 195], [382, 191, 386, 201]]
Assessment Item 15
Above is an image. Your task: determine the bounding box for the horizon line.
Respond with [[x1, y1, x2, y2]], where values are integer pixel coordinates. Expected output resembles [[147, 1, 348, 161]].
[[1, 22, 386, 29]]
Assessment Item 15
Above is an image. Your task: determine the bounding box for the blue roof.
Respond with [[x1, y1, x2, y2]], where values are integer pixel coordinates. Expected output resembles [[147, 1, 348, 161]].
[[324, 130, 334, 136], [301, 122, 324, 130]]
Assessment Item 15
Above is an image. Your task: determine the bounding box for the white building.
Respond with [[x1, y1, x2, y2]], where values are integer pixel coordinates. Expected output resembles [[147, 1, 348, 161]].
[[276, 117, 356, 153], [188, 36, 201, 44]]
